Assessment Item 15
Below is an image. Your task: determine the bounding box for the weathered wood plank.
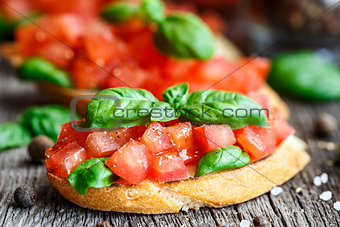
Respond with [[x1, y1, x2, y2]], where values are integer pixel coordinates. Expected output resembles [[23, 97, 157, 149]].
[[0, 56, 339, 227]]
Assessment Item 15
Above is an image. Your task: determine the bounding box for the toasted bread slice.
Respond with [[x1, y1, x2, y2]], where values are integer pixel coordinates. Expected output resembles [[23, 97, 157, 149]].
[[47, 135, 309, 214]]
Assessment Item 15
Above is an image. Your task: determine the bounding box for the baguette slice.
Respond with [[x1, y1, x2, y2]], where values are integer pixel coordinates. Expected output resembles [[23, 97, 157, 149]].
[[47, 135, 310, 214], [0, 36, 289, 118]]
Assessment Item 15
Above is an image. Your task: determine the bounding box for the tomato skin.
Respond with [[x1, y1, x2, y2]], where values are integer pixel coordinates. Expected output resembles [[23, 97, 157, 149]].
[[234, 126, 276, 162], [45, 142, 87, 178], [140, 122, 176, 155], [47, 122, 90, 157], [39, 42, 74, 69], [193, 125, 236, 154], [71, 56, 108, 89], [105, 140, 150, 184], [84, 21, 129, 64], [165, 122, 200, 164], [247, 91, 270, 110], [149, 153, 187, 183], [84, 126, 147, 158], [270, 109, 295, 145], [84, 132, 120, 158]]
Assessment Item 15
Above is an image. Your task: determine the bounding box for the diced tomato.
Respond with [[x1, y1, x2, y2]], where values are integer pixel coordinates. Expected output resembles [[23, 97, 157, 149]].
[[39, 42, 74, 69], [102, 62, 150, 89], [84, 132, 120, 158], [45, 142, 87, 178], [160, 119, 180, 127], [247, 91, 270, 110], [16, 24, 48, 55], [0, 0, 34, 20], [140, 122, 176, 155], [165, 122, 200, 164], [84, 126, 147, 158], [127, 30, 167, 68], [234, 126, 276, 162], [52, 121, 90, 151], [270, 109, 295, 145], [38, 14, 85, 48], [163, 59, 197, 79], [71, 56, 108, 89], [149, 153, 187, 183], [105, 140, 150, 184], [245, 57, 271, 80], [193, 125, 236, 154], [84, 21, 129, 64]]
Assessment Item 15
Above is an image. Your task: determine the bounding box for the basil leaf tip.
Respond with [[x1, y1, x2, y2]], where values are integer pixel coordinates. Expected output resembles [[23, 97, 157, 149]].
[[154, 14, 215, 60], [101, 2, 139, 24], [139, 0, 165, 23], [195, 146, 250, 177], [18, 57, 73, 88], [67, 158, 117, 194], [162, 83, 189, 109]]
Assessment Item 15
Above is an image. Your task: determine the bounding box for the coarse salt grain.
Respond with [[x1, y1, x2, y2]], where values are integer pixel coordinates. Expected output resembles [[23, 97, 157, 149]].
[[334, 201, 340, 211], [320, 173, 328, 183], [270, 186, 283, 196], [240, 220, 250, 227], [313, 176, 322, 186], [319, 191, 332, 201]]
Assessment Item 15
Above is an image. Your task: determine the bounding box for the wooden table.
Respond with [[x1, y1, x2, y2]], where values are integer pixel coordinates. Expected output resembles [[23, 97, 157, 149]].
[[0, 57, 339, 227]]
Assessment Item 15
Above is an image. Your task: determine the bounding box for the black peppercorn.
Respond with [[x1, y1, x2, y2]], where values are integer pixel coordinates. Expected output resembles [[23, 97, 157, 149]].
[[14, 185, 37, 207], [253, 216, 269, 227], [314, 113, 338, 136], [28, 135, 54, 163]]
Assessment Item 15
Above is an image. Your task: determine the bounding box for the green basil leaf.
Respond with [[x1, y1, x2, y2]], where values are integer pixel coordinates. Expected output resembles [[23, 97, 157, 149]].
[[154, 14, 214, 60], [67, 158, 117, 194], [18, 57, 73, 88], [101, 2, 138, 24], [195, 146, 250, 177], [0, 122, 32, 151], [268, 50, 340, 101], [139, 0, 165, 23], [177, 90, 268, 129], [150, 101, 178, 122], [20, 105, 72, 141], [162, 83, 188, 109], [86, 87, 178, 128]]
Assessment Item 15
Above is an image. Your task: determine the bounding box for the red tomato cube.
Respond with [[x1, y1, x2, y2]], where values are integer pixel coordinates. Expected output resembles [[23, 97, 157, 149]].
[[45, 142, 87, 178], [84, 21, 128, 64], [234, 126, 276, 162], [84, 126, 146, 158], [247, 91, 270, 110], [50, 122, 90, 154], [193, 125, 236, 154], [165, 122, 200, 164], [140, 122, 176, 155], [84, 132, 120, 158], [105, 140, 150, 184], [149, 153, 187, 183], [270, 110, 295, 145]]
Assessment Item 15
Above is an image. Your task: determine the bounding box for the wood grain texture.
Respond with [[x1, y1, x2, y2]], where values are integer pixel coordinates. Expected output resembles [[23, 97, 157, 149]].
[[0, 56, 339, 227]]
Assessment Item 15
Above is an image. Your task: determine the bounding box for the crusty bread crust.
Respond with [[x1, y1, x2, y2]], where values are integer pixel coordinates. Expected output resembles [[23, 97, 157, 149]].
[[47, 135, 310, 214]]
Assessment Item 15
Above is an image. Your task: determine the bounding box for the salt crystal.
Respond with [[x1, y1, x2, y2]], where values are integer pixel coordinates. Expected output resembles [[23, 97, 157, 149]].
[[270, 186, 283, 196], [334, 201, 340, 211], [319, 191, 332, 201], [320, 173, 328, 184], [313, 176, 322, 186], [240, 220, 250, 227]]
